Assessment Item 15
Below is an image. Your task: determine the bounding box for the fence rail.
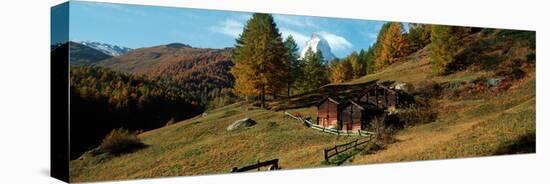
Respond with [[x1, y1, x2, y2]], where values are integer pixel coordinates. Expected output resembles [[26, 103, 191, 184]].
[[231, 159, 279, 172], [284, 111, 374, 136], [324, 137, 373, 162]]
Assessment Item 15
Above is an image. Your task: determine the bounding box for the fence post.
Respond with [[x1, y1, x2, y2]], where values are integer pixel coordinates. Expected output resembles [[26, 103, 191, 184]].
[[273, 159, 279, 170], [257, 160, 261, 171], [324, 149, 328, 162]]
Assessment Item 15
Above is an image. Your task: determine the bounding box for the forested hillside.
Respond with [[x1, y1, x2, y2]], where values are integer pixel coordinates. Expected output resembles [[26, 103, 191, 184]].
[[99, 43, 235, 108], [69, 65, 202, 159]]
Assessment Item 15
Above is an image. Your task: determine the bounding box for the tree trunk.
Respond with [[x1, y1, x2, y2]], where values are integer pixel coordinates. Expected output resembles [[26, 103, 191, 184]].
[[287, 82, 291, 97], [261, 85, 266, 109]]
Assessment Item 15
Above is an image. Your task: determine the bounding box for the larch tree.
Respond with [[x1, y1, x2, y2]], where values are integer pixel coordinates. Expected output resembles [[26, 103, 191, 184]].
[[363, 46, 376, 74], [372, 23, 390, 70], [231, 13, 289, 108], [430, 25, 470, 74], [283, 35, 301, 97], [297, 48, 328, 92], [374, 22, 407, 70], [329, 58, 353, 83], [348, 51, 366, 79], [407, 23, 431, 53]]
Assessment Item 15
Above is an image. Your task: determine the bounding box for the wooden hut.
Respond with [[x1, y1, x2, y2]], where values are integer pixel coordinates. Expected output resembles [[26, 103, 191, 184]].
[[340, 100, 384, 131], [340, 101, 363, 131], [358, 84, 399, 109], [316, 97, 341, 129]]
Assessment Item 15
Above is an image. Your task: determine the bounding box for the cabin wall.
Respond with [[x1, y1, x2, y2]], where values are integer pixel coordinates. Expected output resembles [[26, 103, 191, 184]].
[[385, 93, 397, 107], [341, 105, 362, 131], [360, 86, 399, 108], [317, 101, 339, 128]]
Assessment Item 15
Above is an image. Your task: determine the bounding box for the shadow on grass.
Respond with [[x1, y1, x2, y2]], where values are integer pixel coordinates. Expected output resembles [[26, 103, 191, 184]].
[[323, 144, 379, 166], [494, 133, 535, 155]]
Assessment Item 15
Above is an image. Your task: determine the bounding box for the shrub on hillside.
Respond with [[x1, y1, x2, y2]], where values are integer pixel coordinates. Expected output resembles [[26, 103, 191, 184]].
[[430, 25, 471, 74], [495, 58, 526, 80], [99, 128, 145, 155], [369, 117, 396, 145], [481, 28, 496, 35], [496, 30, 535, 49], [397, 105, 438, 127], [413, 80, 441, 98]]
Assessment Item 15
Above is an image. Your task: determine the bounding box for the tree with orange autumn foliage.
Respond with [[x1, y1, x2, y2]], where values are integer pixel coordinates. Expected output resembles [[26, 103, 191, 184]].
[[231, 13, 289, 108], [373, 22, 407, 70], [329, 58, 353, 83]]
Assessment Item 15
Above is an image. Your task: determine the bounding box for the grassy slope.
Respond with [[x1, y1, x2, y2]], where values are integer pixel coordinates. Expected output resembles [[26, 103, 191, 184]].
[[350, 76, 535, 164], [70, 37, 535, 182], [70, 104, 358, 182]]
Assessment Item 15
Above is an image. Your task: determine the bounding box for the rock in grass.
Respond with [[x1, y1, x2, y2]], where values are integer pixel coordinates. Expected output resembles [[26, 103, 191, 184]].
[[227, 118, 257, 131], [487, 76, 506, 88]]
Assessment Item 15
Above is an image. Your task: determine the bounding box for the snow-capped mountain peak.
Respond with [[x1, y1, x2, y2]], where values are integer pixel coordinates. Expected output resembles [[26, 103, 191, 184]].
[[299, 33, 336, 63], [78, 41, 133, 56]]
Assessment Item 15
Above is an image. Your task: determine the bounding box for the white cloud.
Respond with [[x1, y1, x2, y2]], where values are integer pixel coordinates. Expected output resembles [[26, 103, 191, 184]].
[[211, 19, 244, 38], [279, 29, 353, 52], [279, 28, 310, 48], [318, 31, 353, 51], [209, 18, 352, 52]]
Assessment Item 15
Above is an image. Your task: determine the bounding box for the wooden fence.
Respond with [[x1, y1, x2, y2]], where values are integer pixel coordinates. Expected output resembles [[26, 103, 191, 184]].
[[324, 137, 373, 162], [284, 111, 374, 136], [231, 159, 279, 172]]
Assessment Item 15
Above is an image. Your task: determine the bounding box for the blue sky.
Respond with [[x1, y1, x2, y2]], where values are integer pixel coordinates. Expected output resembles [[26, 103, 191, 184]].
[[51, 2, 69, 45], [67, 1, 389, 57]]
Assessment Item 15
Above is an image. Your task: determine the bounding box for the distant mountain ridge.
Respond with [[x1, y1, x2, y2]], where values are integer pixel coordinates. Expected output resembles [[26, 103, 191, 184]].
[[51, 42, 65, 51], [98, 43, 235, 103], [79, 41, 133, 56], [68, 41, 113, 65]]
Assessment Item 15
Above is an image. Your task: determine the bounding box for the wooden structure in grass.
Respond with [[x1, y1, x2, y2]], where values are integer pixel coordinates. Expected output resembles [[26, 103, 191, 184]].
[[316, 84, 399, 131], [340, 101, 383, 131], [358, 84, 399, 109], [231, 159, 279, 172], [316, 97, 341, 129]]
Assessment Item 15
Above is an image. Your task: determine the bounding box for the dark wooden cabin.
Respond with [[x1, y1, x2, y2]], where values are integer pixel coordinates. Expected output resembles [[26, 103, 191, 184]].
[[340, 100, 384, 131], [315, 84, 409, 132], [316, 97, 341, 129], [358, 84, 399, 109], [340, 101, 363, 131]]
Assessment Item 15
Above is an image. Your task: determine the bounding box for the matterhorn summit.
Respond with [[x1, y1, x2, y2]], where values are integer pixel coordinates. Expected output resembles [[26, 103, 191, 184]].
[[300, 33, 336, 63]]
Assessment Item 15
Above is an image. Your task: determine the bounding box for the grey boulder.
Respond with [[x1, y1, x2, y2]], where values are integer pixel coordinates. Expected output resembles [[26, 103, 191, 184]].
[[227, 118, 257, 131]]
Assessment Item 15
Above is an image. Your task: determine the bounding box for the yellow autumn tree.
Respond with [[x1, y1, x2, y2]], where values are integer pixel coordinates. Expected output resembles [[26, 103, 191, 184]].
[[231, 13, 289, 108], [329, 59, 353, 83], [373, 22, 407, 70], [348, 51, 366, 79]]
